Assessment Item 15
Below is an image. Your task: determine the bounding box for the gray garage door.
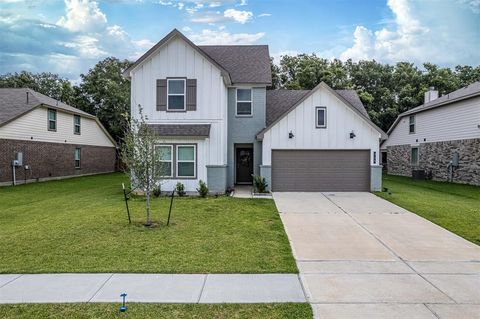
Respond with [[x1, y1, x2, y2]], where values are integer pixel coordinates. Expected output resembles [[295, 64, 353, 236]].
[[271, 150, 370, 192]]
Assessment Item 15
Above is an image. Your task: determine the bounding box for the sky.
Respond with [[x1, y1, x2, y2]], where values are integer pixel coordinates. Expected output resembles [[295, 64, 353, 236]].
[[1, 0, 479, 81]]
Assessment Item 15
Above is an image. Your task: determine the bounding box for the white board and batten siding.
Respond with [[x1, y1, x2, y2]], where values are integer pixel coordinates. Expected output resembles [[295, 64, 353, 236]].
[[0, 107, 114, 147], [129, 36, 228, 191], [383, 96, 480, 148], [130, 36, 227, 168], [262, 86, 381, 165]]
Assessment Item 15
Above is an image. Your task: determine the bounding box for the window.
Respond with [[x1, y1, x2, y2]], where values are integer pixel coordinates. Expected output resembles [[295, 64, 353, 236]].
[[74, 148, 81, 168], [316, 106, 327, 128], [74, 115, 81, 135], [409, 115, 415, 134], [236, 88, 252, 116], [167, 79, 186, 110], [176, 145, 196, 178], [156, 145, 173, 177], [411, 147, 419, 166], [48, 109, 57, 131], [373, 151, 377, 164]]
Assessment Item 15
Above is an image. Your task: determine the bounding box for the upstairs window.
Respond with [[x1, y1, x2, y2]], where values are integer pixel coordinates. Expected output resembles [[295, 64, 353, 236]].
[[236, 88, 252, 116], [74, 115, 81, 135], [74, 148, 81, 168], [409, 115, 415, 134], [316, 106, 327, 128], [411, 147, 419, 166], [167, 79, 186, 111], [48, 109, 57, 131]]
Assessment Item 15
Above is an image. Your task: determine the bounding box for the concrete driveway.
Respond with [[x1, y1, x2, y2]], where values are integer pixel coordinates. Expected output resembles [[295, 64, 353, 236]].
[[274, 192, 480, 319]]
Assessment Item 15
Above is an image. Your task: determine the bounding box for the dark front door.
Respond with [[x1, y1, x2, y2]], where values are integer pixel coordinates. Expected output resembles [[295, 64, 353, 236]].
[[236, 148, 253, 184]]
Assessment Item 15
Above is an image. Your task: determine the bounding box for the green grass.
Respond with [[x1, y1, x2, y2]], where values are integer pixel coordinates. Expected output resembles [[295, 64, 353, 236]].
[[0, 173, 297, 273], [0, 303, 312, 319], [377, 174, 480, 245]]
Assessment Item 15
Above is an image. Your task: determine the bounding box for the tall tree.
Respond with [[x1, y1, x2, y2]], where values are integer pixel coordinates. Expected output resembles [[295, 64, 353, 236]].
[[0, 71, 76, 105], [76, 57, 133, 142]]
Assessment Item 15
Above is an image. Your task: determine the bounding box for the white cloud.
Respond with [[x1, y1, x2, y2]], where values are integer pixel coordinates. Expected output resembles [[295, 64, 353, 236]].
[[339, 0, 480, 66], [237, 0, 247, 6], [258, 13, 271, 17], [182, 26, 192, 32], [223, 8, 252, 23], [57, 0, 107, 32], [458, 0, 480, 13], [188, 29, 265, 44]]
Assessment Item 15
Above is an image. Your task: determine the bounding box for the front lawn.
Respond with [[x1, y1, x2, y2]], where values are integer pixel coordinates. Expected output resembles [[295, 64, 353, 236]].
[[0, 173, 297, 273], [0, 303, 312, 319], [377, 174, 480, 245]]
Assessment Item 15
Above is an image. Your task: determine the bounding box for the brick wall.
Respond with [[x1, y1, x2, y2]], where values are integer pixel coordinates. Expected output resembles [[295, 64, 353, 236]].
[[386, 138, 480, 186], [0, 139, 117, 183]]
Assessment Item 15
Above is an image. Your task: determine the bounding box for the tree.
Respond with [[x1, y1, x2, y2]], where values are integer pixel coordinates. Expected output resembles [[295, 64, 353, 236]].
[[120, 106, 165, 226], [76, 57, 133, 142], [0, 71, 76, 105]]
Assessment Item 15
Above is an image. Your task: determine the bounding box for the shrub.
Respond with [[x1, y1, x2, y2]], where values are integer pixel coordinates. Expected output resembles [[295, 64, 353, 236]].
[[196, 180, 208, 198], [253, 175, 268, 193], [175, 182, 186, 197], [152, 185, 161, 197]]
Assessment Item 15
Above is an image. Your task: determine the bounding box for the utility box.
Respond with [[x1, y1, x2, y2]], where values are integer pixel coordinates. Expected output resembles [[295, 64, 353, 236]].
[[452, 151, 459, 167], [14, 152, 23, 166]]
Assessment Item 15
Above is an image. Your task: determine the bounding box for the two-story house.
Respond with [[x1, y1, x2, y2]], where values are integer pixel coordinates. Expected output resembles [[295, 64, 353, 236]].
[[124, 29, 386, 193], [382, 83, 480, 185], [0, 88, 117, 186]]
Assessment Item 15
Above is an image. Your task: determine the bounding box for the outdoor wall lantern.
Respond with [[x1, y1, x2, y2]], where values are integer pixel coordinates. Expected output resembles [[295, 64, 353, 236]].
[[288, 131, 294, 139], [350, 131, 356, 139]]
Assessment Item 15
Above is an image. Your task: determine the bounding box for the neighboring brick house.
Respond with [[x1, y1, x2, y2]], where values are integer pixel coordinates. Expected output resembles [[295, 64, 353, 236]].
[[381, 82, 480, 185], [0, 88, 117, 186], [124, 29, 386, 193]]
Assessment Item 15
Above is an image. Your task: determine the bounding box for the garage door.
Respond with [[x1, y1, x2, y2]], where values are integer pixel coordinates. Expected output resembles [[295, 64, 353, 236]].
[[271, 150, 370, 192]]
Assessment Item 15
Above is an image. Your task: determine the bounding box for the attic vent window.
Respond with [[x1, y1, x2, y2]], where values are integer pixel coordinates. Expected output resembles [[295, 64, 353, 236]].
[[315, 106, 327, 128], [167, 79, 186, 111]]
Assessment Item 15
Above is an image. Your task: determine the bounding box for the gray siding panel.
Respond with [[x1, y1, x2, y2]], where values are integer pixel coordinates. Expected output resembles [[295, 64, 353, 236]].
[[272, 150, 370, 192], [156, 79, 167, 111]]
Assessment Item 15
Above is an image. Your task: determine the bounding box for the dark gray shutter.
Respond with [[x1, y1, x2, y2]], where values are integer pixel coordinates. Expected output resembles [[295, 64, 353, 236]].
[[156, 79, 167, 111], [186, 79, 197, 111]]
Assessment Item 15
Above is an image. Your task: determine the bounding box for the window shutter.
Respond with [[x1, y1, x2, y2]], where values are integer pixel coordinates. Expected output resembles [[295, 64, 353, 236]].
[[156, 79, 167, 111], [186, 79, 197, 111]]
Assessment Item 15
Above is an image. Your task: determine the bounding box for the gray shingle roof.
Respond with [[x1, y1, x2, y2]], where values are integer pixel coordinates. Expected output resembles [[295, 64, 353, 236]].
[[387, 81, 480, 134], [198, 45, 272, 85], [266, 89, 370, 126], [148, 124, 211, 137], [0, 88, 94, 126], [402, 81, 480, 116]]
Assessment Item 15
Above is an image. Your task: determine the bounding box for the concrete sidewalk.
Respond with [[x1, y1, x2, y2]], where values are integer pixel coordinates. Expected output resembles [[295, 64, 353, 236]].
[[0, 273, 306, 304]]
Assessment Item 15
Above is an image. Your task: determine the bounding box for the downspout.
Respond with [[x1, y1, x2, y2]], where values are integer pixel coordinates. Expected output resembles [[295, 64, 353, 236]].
[[12, 162, 16, 186]]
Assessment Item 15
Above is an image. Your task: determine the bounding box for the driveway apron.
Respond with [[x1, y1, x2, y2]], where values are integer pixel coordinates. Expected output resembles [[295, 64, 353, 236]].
[[274, 192, 480, 319]]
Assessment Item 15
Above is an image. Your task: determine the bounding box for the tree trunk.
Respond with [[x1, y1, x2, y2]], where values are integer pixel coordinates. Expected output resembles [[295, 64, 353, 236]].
[[145, 189, 152, 226]]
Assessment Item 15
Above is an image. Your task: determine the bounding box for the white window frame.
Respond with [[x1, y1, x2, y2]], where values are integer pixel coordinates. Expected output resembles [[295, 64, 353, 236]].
[[409, 115, 415, 134], [74, 148, 81, 168], [176, 144, 196, 178], [48, 108, 57, 131], [315, 106, 327, 128], [155, 145, 173, 178], [167, 78, 186, 111], [236, 88, 253, 117], [74, 115, 81, 135]]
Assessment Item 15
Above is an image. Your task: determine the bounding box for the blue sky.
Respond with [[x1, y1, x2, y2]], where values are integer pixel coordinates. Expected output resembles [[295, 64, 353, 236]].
[[1, 0, 479, 81]]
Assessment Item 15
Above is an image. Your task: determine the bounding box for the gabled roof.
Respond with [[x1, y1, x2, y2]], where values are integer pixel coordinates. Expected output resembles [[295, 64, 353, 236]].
[[198, 45, 271, 85], [148, 124, 211, 138], [387, 81, 480, 134], [0, 88, 117, 145], [123, 29, 272, 85], [258, 82, 387, 140]]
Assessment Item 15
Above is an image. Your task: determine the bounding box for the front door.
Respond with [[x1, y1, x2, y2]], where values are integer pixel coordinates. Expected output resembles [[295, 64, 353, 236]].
[[236, 148, 253, 184]]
